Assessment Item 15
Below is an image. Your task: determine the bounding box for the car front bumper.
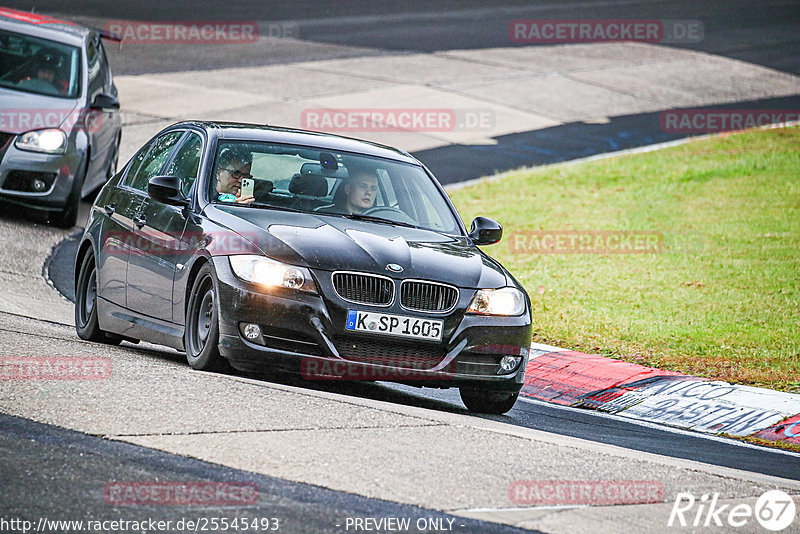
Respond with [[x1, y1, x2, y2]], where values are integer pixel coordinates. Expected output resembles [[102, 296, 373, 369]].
[[211, 256, 532, 391], [0, 136, 83, 210]]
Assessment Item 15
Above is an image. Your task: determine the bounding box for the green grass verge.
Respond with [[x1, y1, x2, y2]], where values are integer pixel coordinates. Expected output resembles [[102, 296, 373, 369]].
[[448, 127, 800, 392]]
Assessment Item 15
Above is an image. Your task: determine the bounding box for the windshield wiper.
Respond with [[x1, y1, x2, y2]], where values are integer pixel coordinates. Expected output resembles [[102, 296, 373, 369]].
[[249, 202, 303, 213], [245, 204, 417, 228], [340, 213, 417, 229]]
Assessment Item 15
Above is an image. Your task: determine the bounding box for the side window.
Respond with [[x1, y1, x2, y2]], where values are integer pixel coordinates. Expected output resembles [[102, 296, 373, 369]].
[[87, 36, 110, 99], [86, 36, 101, 98], [98, 41, 112, 89], [377, 169, 396, 206], [127, 131, 184, 191], [122, 145, 151, 186], [86, 36, 96, 64], [165, 132, 204, 196]]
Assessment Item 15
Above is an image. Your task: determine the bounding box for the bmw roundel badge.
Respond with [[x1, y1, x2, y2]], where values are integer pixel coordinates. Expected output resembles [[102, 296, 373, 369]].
[[386, 263, 403, 273]]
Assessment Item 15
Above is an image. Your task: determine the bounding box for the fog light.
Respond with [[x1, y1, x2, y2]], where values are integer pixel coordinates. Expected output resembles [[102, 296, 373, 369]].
[[32, 179, 46, 192], [498, 356, 522, 374], [243, 323, 261, 340]]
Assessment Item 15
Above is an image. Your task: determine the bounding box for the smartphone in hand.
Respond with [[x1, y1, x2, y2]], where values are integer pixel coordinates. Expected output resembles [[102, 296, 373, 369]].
[[240, 178, 254, 199]]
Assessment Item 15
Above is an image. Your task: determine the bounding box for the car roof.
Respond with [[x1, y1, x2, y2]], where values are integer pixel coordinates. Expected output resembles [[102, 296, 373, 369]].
[[0, 7, 90, 46], [180, 121, 421, 166]]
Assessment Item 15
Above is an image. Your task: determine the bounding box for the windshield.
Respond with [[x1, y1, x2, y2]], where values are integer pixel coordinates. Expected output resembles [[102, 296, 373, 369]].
[[210, 141, 462, 234], [0, 29, 81, 98]]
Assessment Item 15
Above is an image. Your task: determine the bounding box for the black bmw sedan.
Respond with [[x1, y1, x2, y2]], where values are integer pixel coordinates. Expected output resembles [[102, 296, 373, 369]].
[[74, 121, 532, 414]]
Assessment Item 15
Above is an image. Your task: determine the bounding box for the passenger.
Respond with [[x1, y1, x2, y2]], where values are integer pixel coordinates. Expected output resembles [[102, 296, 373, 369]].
[[215, 148, 255, 204]]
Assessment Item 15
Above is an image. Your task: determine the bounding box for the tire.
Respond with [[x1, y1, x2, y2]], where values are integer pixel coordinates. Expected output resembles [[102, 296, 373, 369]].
[[74, 250, 122, 345], [184, 264, 228, 371], [459, 388, 520, 415], [51, 157, 87, 229]]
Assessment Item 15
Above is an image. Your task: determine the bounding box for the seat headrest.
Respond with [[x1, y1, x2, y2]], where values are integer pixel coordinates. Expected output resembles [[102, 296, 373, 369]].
[[288, 174, 329, 197]]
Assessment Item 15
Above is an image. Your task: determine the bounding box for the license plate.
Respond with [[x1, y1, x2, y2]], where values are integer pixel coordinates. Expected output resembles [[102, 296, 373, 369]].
[[345, 310, 443, 341]]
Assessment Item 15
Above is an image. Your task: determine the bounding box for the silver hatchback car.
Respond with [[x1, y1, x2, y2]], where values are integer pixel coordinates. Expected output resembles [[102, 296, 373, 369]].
[[0, 8, 121, 227]]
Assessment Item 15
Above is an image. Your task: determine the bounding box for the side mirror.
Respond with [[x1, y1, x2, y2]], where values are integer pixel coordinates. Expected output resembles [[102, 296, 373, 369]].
[[90, 93, 120, 111], [469, 216, 503, 245], [148, 175, 189, 207]]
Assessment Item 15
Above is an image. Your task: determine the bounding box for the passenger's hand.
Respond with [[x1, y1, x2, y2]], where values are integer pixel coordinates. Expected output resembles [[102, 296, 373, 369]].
[[235, 190, 255, 204]]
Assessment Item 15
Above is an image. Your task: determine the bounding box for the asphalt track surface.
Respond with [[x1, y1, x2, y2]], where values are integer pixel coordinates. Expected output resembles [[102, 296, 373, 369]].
[[0, 412, 531, 534], [2, 0, 800, 530]]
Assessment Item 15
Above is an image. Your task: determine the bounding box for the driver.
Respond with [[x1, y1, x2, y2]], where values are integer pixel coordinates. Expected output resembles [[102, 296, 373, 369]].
[[341, 170, 378, 214], [18, 49, 62, 94]]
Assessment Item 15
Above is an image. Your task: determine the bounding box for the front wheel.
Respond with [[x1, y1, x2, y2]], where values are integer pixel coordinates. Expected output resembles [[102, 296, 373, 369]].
[[459, 388, 519, 414], [51, 157, 88, 229], [74, 250, 121, 345], [185, 264, 228, 371], [51, 176, 82, 228]]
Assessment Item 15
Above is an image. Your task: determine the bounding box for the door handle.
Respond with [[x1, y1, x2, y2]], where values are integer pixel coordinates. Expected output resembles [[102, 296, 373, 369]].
[[133, 215, 146, 229], [104, 204, 115, 216]]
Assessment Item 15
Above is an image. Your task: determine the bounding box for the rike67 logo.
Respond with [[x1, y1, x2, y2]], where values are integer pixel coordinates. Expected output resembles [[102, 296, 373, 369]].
[[669, 490, 796, 531]]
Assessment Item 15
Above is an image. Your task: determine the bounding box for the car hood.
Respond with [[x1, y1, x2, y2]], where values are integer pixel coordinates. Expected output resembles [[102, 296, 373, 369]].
[[210, 206, 508, 289], [0, 87, 79, 134]]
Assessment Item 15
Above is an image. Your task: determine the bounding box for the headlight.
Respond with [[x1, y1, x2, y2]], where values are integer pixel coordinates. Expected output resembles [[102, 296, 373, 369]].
[[467, 287, 525, 316], [15, 129, 68, 154], [229, 255, 317, 293]]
